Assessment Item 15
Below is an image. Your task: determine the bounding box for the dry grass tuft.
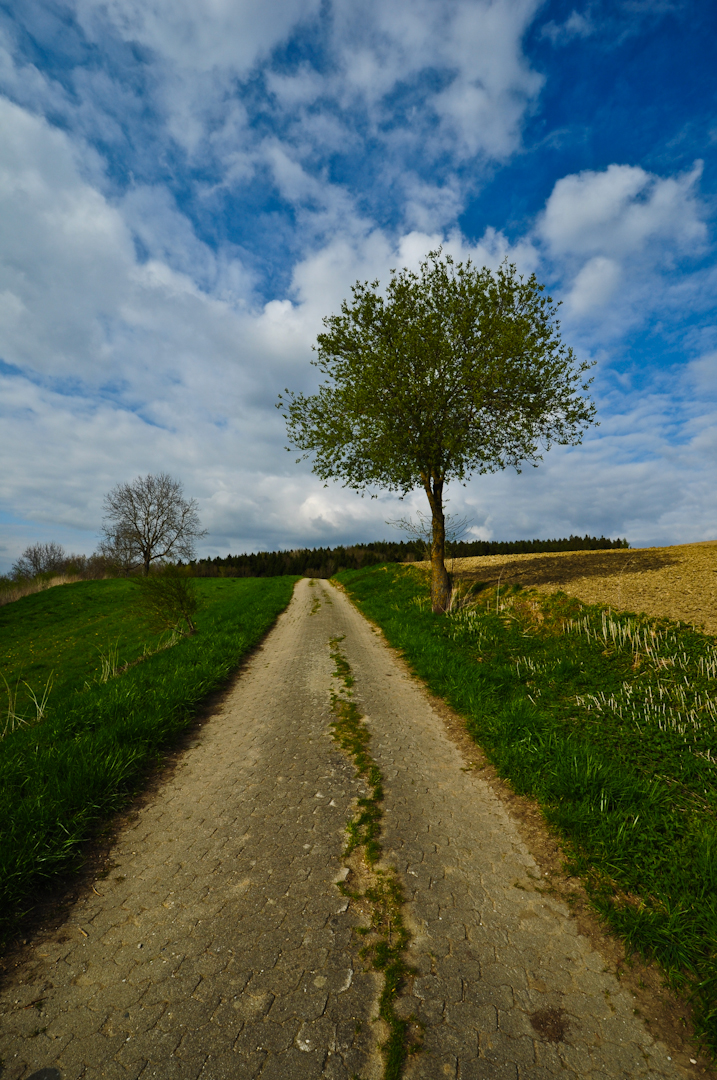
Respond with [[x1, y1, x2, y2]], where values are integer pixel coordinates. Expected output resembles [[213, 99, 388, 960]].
[[0, 574, 84, 608]]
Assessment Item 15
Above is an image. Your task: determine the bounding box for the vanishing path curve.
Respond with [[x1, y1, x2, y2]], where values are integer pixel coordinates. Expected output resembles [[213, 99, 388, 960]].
[[0, 579, 692, 1079]]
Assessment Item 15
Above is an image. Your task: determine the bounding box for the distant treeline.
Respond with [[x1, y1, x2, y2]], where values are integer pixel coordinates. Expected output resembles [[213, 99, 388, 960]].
[[191, 534, 629, 579]]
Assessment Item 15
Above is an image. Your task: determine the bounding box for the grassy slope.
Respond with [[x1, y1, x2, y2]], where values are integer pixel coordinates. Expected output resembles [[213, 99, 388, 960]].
[[336, 564, 717, 1051], [0, 577, 297, 940], [1, 579, 174, 720]]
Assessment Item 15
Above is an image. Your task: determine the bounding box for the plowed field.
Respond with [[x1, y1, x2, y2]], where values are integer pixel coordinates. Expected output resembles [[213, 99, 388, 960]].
[[432, 540, 717, 634]]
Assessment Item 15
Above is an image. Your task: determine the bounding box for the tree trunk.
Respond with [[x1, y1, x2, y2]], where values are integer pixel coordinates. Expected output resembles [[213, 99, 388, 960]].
[[424, 475, 452, 613]]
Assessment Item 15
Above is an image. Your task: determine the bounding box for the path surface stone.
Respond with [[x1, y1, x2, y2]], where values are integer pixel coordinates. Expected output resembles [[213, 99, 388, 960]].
[[0, 578, 696, 1079], [0, 580, 381, 1080], [323, 579, 693, 1080]]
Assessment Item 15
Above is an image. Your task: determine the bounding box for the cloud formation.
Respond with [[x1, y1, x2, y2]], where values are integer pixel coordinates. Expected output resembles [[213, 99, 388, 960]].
[[535, 162, 712, 341], [539, 163, 706, 260], [0, 0, 715, 570]]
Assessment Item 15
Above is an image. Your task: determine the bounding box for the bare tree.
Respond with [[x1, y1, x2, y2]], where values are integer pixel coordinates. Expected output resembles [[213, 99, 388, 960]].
[[97, 531, 138, 576], [101, 473, 206, 576], [12, 541, 67, 580], [387, 509, 471, 562]]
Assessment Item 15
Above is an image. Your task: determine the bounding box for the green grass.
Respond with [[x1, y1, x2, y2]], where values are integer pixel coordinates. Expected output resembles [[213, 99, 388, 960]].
[[0, 576, 297, 941], [336, 564, 717, 1053], [0, 579, 178, 726]]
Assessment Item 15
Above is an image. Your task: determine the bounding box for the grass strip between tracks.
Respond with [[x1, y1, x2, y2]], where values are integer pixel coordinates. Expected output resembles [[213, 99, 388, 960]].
[[336, 564, 717, 1056], [0, 576, 298, 943], [329, 635, 421, 1080]]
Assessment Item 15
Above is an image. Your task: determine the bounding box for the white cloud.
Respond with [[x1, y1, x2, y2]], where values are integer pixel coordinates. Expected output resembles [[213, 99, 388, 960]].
[[687, 350, 717, 402], [566, 255, 621, 315], [0, 96, 277, 411], [0, 97, 135, 379], [75, 0, 321, 76], [120, 185, 230, 290], [541, 9, 595, 44], [0, 0, 556, 278], [57, 0, 549, 196], [402, 178, 464, 234], [431, 0, 544, 159], [266, 66, 324, 109], [322, 0, 544, 169], [539, 162, 706, 260], [0, 28, 69, 124], [536, 161, 712, 340]]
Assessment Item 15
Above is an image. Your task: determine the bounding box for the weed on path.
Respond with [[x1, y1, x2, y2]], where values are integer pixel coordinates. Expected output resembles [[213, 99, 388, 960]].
[[328, 634, 421, 1079]]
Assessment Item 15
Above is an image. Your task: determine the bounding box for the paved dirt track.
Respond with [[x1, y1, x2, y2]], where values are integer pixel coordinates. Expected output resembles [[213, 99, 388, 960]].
[[0, 580, 694, 1079]]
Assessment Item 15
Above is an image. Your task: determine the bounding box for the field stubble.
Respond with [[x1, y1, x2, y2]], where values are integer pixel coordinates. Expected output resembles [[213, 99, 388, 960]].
[[421, 540, 717, 634]]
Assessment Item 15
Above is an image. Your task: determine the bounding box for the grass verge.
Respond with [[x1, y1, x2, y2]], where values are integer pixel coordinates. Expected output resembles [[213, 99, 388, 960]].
[[328, 635, 420, 1079], [0, 576, 298, 943], [336, 564, 717, 1055], [0, 578, 185, 727]]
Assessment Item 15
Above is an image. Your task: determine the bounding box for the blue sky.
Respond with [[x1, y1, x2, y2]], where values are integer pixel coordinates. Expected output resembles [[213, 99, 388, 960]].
[[0, 0, 715, 569]]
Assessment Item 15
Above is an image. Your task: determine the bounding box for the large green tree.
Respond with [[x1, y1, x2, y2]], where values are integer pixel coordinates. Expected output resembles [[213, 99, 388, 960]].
[[280, 250, 596, 612]]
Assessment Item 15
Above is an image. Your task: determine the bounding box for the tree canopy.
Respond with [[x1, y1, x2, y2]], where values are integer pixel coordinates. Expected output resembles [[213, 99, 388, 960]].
[[280, 250, 596, 610]]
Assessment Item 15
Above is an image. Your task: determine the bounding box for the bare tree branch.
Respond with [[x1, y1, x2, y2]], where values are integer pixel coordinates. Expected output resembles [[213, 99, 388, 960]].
[[12, 542, 67, 580], [101, 473, 206, 575]]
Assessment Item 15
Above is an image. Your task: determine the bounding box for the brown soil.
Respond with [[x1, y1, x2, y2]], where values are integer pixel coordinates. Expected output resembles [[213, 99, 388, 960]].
[[432, 540, 717, 633]]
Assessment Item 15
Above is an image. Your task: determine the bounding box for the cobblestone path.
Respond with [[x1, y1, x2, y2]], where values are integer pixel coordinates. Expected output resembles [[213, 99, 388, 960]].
[[0, 578, 695, 1079]]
